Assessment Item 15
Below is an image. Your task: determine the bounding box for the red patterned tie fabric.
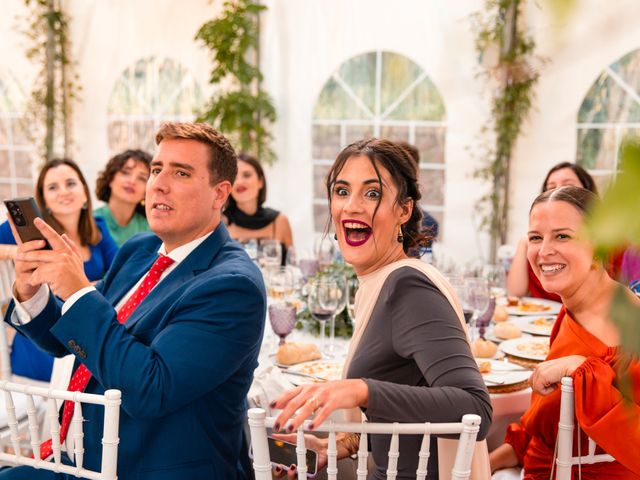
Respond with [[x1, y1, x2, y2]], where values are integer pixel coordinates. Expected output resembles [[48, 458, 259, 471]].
[[39, 254, 175, 460]]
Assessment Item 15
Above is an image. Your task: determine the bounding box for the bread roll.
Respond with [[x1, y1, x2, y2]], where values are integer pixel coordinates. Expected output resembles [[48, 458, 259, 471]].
[[493, 305, 509, 323], [470, 338, 498, 358], [494, 321, 522, 339], [276, 342, 322, 365]]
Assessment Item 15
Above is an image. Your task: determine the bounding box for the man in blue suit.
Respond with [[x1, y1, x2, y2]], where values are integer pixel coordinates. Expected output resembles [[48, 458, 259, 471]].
[[3, 122, 266, 479]]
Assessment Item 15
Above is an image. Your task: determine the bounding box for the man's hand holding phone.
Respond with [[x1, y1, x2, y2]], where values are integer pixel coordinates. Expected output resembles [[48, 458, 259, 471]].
[[10, 216, 91, 302]]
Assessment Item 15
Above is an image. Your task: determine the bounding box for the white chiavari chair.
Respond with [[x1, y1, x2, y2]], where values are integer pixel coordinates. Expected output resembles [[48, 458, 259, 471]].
[[248, 408, 481, 480], [554, 377, 615, 480], [0, 381, 121, 480]]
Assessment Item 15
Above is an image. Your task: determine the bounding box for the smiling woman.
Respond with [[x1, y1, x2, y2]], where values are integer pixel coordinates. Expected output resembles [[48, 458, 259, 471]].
[[95, 149, 152, 246], [223, 153, 293, 263], [490, 186, 640, 479], [271, 139, 492, 480]]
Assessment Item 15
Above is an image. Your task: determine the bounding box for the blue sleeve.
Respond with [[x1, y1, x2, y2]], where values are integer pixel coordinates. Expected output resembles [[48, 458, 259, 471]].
[[49, 272, 266, 419], [0, 221, 17, 245]]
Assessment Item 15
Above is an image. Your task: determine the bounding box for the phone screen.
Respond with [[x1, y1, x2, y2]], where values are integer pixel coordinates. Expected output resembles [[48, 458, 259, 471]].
[[267, 437, 318, 477]]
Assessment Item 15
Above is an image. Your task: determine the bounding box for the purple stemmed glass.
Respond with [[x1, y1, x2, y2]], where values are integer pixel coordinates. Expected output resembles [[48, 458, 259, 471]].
[[268, 303, 297, 345]]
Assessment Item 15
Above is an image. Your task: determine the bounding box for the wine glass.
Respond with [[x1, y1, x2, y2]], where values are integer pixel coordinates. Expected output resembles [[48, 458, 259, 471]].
[[241, 239, 258, 262], [314, 235, 336, 270], [463, 278, 490, 341], [266, 266, 295, 301], [482, 264, 507, 298], [268, 302, 297, 346], [346, 277, 359, 323], [286, 246, 318, 286], [307, 277, 339, 355], [323, 274, 347, 356], [258, 240, 282, 269]]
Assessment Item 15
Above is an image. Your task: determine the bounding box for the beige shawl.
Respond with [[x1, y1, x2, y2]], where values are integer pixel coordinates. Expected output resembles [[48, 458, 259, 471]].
[[342, 258, 490, 480]]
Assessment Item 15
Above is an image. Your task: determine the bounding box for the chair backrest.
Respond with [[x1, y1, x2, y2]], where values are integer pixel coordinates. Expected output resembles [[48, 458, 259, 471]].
[[0, 380, 121, 480], [0, 259, 16, 381], [248, 408, 481, 480], [555, 377, 615, 480]]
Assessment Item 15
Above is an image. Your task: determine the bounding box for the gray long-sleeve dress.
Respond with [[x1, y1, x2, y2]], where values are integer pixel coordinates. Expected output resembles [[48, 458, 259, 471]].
[[347, 267, 492, 479]]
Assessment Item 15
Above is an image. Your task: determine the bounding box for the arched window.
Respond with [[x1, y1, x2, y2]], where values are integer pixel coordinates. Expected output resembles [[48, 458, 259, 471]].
[[0, 68, 34, 203], [577, 48, 640, 189], [107, 56, 204, 154], [311, 51, 446, 232]]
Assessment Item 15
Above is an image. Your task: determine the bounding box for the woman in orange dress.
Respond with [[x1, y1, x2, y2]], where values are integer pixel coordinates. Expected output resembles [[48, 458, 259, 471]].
[[490, 185, 640, 479]]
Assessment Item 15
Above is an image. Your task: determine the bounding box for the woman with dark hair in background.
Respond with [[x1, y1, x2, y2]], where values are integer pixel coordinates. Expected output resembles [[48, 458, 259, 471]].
[[507, 162, 598, 301], [95, 149, 152, 246], [224, 153, 293, 254], [271, 139, 491, 479], [0, 158, 118, 381], [491, 186, 640, 479]]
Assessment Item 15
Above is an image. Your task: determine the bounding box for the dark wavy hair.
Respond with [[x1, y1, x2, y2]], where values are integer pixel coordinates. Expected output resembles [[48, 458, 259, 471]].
[[36, 158, 101, 246], [95, 149, 152, 216], [325, 138, 428, 254], [541, 162, 598, 195]]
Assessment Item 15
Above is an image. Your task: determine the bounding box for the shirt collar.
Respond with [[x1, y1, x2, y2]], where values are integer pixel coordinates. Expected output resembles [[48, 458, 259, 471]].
[[158, 231, 213, 264]]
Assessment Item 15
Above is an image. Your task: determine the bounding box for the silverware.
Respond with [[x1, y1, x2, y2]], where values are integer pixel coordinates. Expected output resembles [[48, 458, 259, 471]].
[[280, 369, 328, 382]]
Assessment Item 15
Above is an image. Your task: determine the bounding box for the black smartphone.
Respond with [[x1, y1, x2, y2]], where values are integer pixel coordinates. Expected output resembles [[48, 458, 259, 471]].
[[251, 436, 318, 477], [3, 197, 51, 248]]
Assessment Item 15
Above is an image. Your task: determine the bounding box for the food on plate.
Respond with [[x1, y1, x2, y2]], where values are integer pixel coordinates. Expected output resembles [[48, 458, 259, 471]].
[[293, 361, 343, 382], [493, 305, 509, 322], [276, 342, 322, 365], [506, 296, 520, 307], [476, 360, 492, 374], [494, 321, 522, 340], [517, 301, 551, 313], [516, 340, 549, 358], [470, 338, 498, 358], [531, 317, 554, 327]]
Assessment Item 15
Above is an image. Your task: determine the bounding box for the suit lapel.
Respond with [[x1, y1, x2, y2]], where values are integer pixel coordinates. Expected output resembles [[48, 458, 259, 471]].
[[122, 223, 231, 331]]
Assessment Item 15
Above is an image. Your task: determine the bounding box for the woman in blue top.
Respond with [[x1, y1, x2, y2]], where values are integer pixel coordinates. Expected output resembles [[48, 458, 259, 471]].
[[0, 158, 118, 381]]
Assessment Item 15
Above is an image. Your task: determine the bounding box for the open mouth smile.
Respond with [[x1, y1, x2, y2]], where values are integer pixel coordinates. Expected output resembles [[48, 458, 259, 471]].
[[539, 263, 566, 275], [342, 220, 372, 247]]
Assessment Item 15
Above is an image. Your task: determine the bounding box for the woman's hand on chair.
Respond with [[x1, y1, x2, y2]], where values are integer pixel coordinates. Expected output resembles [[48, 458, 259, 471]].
[[271, 379, 369, 432], [529, 355, 586, 395], [271, 433, 329, 478]]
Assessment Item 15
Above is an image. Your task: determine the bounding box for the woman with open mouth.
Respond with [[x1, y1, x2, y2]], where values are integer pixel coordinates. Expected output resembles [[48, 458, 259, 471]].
[[271, 138, 492, 479]]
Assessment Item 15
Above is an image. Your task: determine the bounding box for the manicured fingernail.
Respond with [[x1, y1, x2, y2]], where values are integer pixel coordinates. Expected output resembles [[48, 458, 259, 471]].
[[291, 464, 297, 472], [269, 401, 276, 408], [274, 465, 282, 473], [286, 424, 294, 433], [308, 423, 315, 430], [274, 423, 280, 432]]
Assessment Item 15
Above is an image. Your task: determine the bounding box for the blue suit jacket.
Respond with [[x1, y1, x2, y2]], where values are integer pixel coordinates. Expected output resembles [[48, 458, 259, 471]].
[[7, 223, 266, 480]]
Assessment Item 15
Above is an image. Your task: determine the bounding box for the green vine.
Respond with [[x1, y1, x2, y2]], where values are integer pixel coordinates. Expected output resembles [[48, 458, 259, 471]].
[[195, 0, 277, 163], [472, 0, 542, 261], [21, 0, 80, 162]]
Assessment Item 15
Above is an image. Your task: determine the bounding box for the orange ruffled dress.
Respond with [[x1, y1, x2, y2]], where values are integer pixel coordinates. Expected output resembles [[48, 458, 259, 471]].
[[505, 306, 640, 479]]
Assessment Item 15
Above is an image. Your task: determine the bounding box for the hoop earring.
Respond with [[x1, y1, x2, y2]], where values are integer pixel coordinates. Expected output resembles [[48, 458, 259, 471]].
[[397, 225, 404, 244]]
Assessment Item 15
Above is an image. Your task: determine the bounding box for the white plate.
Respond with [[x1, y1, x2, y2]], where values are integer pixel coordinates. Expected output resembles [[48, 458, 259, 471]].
[[476, 359, 532, 387], [285, 360, 344, 385], [512, 315, 556, 336], [505, 297, 561, 316], [499, 337, 550, 361], [484, 328, 531, 344]]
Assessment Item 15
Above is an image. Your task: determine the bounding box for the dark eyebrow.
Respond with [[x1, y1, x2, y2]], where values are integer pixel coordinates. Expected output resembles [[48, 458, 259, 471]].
[[527, 228, 576, 235], [334, 178, 382, 186], [150, 160, 195, 172]]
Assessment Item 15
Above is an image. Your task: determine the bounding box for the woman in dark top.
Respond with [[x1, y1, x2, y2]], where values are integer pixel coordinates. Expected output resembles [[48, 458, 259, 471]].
[[0, 158, 118, 381], [271, 139, 492, 479], [223, 153, 293, 254]]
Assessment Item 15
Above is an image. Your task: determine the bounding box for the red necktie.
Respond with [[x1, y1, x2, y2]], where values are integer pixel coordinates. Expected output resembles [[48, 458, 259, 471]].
[[39, 254, 175, 459]]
